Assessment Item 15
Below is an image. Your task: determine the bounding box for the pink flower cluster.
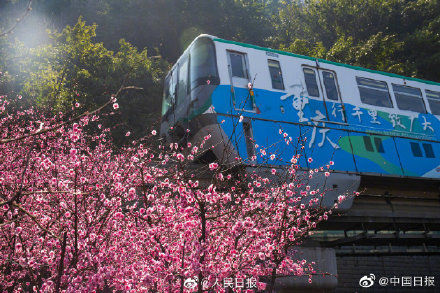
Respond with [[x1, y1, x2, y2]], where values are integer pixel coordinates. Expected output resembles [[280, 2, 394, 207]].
[[0, 100, 351, 292]]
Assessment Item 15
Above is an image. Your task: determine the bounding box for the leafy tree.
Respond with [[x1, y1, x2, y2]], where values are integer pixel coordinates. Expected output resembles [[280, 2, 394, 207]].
[[3, 0, 277, 61], [3, 0, 439, 82], [274, 0, 440, 81], [9, 18, 168, 142]]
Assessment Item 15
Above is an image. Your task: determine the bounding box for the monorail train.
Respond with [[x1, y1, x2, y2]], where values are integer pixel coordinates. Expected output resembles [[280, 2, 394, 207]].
[[160, 34, 440, 208]]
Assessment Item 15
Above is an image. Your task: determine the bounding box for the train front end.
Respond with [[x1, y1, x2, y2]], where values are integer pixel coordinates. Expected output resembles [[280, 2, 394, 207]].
[[160, 35, 240, 166]]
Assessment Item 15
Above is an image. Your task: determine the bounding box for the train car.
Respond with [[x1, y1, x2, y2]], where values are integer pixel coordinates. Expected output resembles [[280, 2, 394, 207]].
[[160, 34, 440, 209]]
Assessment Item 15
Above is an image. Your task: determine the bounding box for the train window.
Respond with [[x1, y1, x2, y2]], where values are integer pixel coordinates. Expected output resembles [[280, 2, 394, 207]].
[[423, 143, 435, 158], [392, 84, 426, 113], [426, 90, 440, 115], [363, 136, 374, 152], [162, 70, 177, 115], [177, 56, 189, 104], [356, 77, 393, 108], [190, 38, 219, 89], [374, 137, 385, 153], [303, 68, 320, 97], [268, 60, 284, 90], [322, 71, 339, 101], [228, 51, 248, 79], [410, 142, 423, 157], [162, 75, 172, 115]]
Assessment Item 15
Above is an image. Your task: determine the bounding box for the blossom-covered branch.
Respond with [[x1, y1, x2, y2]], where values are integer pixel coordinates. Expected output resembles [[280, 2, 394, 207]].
[[0, 85, 142, 145], [0, 94, 355, 292]]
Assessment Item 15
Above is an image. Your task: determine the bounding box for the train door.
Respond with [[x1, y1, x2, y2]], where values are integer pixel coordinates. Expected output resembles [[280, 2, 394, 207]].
[[227, 51, 254, 111], [302, 66, 346, 123]]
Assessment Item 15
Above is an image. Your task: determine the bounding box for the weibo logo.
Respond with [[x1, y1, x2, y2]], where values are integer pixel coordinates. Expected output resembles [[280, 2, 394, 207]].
[[359, 274, 375, 288]]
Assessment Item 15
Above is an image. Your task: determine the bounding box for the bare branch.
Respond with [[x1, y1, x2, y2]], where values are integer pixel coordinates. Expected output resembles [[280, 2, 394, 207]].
[[0, 191, 91, 207], [0, 0, 33, 37], [0, 85, 143, 145], [22, 190, 90, 196]]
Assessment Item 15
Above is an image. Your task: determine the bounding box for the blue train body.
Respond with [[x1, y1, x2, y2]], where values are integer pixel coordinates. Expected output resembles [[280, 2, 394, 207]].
[[161, 35, 440, 188]]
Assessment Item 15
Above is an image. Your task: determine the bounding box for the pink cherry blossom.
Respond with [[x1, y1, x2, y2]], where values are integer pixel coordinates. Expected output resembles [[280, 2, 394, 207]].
[[0, 97, 342, 292], [209, 162, 219, 170], [70, 148, 78, 156]]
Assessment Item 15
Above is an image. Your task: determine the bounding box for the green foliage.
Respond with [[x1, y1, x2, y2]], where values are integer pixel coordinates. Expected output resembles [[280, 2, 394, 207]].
[[8, 0, 277, 61], [1, 0, 440, 145], [325, 33, 406, 74], [2, 17, 168, 143], [274, 0, 440, 81], [22, 18, 115, 110]]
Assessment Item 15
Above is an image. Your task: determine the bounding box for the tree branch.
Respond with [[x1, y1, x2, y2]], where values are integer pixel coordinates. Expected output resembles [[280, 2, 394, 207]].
[[0, 0, 33, 37], [0, 85, 142, 145], [55, 232, 68, 293], [12, 201, 60, 241]]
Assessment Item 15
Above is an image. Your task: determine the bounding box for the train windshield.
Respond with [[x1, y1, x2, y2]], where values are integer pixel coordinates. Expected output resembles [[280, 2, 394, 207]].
[[162, 37, 218, 116], [162, 70, 177, 115], [190, 37, 219, 89]]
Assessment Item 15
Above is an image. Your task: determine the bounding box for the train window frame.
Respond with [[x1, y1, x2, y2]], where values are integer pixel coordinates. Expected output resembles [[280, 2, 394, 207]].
[[356, 77, 393, 108], [267, 59, 285, 90], [162, 74, 172, 116], [374, 137, 385, 153], [426, 89, 440, 116], [189, 37, 220, 90], [321, 70, 340, 101], [422, 143, 435, 158], [161, 69, 177, 115], [227, 51, 249, 79], [303, 67, 320, 97], [363, 136, 374, 152], [392, 84, 426, 113], [176, 55, 189, 105], [410, 142, 423, 157]]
